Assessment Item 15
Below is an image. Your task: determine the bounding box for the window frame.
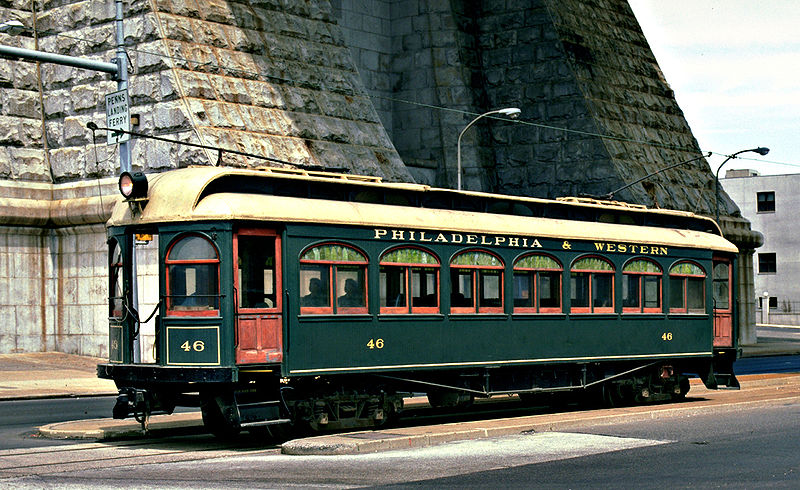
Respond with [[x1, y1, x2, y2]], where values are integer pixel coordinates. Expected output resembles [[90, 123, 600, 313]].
[[512, 253, 562, 314], [450, 249, 504, 314], [668, 261, 706, 314], [570, 255, 615, 314], [379, 246, 440, 314], [758, 252, 776, 274], [299, 242, 368, 315], [164, 233, 221, 317], [757, 191, 775, 213], [621, 258, 663, 314]]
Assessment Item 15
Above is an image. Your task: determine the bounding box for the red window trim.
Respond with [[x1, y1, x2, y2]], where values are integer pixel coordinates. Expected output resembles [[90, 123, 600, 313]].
[[164, 234, 221, 317], [379, 265, 440, 315], [233, 228, 283, 314], [512, 253, 563, 314], [299, 242, 369, 316], [669, 261, 706, 314]]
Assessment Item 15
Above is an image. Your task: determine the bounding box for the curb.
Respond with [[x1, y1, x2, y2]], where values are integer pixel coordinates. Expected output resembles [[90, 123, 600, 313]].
[[38, 412, 203, 440], [281, 392, 800, 455]]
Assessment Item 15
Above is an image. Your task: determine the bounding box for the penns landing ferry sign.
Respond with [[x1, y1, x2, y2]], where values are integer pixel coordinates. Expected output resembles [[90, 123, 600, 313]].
[[371, 228, 671, 256]]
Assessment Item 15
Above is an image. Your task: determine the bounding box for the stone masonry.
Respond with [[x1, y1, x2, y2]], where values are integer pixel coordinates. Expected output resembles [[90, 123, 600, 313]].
[[0, 0, 760, 354]]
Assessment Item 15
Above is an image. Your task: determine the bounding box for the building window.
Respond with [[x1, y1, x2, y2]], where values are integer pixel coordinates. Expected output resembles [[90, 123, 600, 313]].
[[165, 234, 220, 315], [758, 253, 776, 274], [513, 254, 562, 313], [380, 247, 439, 314], [299, 243, 368, 314], [757, 191, 775, 213], [669, 262, 705, 314], [622, 259, 662, 313], [570, 256, 614, 313], [450, 250, 504, 313]]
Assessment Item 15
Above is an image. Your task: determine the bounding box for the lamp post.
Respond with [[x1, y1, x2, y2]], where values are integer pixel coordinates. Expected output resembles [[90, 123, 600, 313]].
[[457, 107, 521, 191], [714, 147, 770, 223]]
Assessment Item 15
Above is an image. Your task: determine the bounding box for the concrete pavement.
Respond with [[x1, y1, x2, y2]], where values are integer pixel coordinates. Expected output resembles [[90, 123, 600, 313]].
[[1, 326, 798, 454]]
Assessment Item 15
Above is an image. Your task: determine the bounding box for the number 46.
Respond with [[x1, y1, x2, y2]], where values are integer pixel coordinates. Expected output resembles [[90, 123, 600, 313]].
[[180, 340, 206, 352], [661, 332, 673, 341], [367, 338, 384, 349]]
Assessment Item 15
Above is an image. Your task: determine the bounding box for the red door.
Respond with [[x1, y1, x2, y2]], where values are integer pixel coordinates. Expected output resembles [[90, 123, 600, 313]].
[[234, 229, 283, 364], [712, 257, 733, 347]]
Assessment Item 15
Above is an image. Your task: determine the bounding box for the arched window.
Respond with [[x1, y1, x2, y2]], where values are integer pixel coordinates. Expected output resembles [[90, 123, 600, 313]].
[[299, 243, 368, 314], [513, 254, 562, 313], [450, 250, 504, 313], [571, 256, 614, 313], [165, 234, 220, 315], [109, 239, 124, 319], [622, 259, 662, 313], [380, 247, 439, 314], [669, 261, 706, 314]]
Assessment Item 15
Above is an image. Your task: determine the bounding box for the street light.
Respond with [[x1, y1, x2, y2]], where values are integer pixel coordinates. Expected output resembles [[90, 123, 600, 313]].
[[715, 147, 770, 223], [457, 107, 521, 190]]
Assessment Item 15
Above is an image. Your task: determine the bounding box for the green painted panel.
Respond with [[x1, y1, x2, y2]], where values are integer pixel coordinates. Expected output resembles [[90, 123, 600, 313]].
[[108, 325, 123, 363], [166, 325, 221, 365]]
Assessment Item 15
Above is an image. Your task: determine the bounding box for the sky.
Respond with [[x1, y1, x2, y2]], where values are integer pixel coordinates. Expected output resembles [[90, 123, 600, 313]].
[[628, 1, 800, 175]]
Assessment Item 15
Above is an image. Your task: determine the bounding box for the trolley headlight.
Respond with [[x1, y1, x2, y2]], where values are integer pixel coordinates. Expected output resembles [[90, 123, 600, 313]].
[[119, 171, 148, 199]]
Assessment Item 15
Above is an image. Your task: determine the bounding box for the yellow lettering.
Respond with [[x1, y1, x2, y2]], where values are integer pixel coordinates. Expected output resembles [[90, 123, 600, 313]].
[[481, 235, 492, 245], [391, 230, 405, 240], [660, 247, 668, 255], [374, 229, 388, 239], [522, 238, 529, 247], [409, 231, 416, 241], [495, 236, 506, 246], [466, 235, 478, 244], [508, 237, 519, 247], [607, 243, 616, 252], [451, 234, 463, 243], [629, 245, 638, 254], [618, 244, 627, 253], [435, 233, 448, 243], [595, 243, 605, 251], [419, 231, 433, 242], [640, 246, 649, 254], [531, 239, 542, 248]]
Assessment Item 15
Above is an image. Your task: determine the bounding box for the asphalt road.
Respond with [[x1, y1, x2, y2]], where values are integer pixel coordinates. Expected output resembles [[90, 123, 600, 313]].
[[2, 395, 797, 488], [0, 354, 798, 451]]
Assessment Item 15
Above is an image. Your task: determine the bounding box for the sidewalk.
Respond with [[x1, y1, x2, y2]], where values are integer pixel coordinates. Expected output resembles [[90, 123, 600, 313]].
[[1, 333, 799, 401]]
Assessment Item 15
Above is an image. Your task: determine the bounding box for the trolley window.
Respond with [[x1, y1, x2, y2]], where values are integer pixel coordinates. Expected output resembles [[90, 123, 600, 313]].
[[713, 261, 730, 310], [513, 254, 562, 313], [165, 234, 220, 316], [622, 259, 662, 313], [380, 247, 439, 314], [300, 243, 368, 314], [109, 239, 123, 319], [669, 262, 706, 314], [450, 250, 504, 314], [571, 256, 614, 313]]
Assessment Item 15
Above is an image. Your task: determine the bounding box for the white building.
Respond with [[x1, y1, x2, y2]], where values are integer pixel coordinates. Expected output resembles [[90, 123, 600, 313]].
[[722, 170, 800, 322]]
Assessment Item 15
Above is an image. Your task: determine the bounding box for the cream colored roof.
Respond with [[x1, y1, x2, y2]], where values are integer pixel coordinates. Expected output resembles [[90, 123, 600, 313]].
[[108, 167, 737, 253]]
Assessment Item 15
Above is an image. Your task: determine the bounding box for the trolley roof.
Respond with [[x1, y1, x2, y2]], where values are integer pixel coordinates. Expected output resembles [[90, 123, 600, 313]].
[[108, 167, 738, 253]]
